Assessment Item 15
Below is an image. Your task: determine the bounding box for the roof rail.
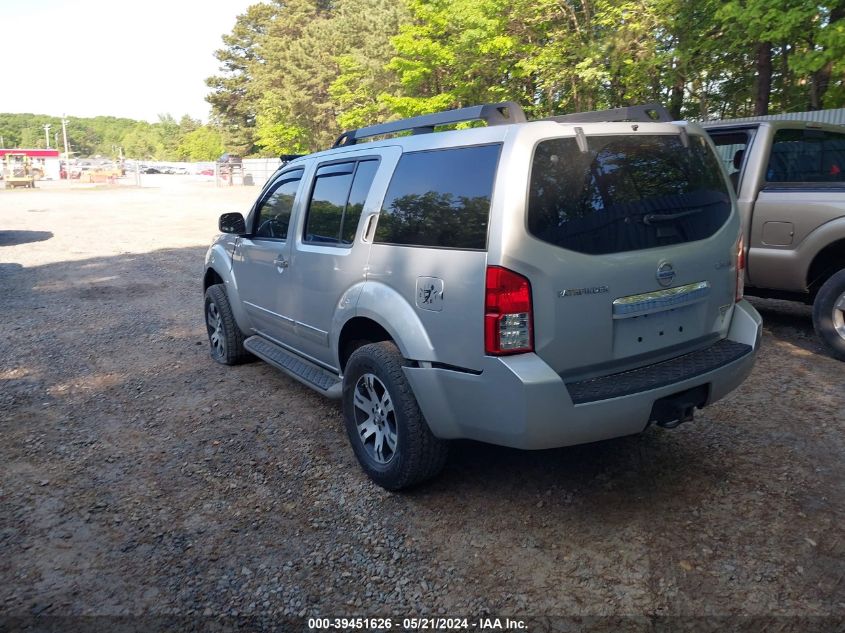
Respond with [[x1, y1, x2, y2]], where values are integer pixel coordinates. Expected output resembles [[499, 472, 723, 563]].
[[280, 153, 304, 164], [542, 103, 672, 124], [332, 101, 527, 147]]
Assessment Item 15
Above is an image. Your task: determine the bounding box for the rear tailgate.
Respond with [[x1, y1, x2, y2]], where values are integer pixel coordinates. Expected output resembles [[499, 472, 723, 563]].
[[496, 124, 740, 378]]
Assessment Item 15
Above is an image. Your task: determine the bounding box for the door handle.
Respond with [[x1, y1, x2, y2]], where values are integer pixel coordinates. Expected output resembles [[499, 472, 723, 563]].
[[363, 213, 379, 242], [274, 255, 288, 271]]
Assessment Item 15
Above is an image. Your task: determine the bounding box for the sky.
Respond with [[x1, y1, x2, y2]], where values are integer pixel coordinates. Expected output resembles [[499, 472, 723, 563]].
[[1, 0, 257, 122]]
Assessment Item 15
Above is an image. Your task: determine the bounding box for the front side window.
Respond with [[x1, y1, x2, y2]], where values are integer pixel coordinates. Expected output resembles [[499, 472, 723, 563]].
[[375, 144, 501, 250], [766, 128, 845, 183], [254, 169, 303, 239], [304, 160, 380, 246], [527, 134, 731, 255]]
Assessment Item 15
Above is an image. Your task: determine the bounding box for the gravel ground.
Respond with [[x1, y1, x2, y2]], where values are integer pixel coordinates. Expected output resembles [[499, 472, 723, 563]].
[[1, 179, 843, 629]]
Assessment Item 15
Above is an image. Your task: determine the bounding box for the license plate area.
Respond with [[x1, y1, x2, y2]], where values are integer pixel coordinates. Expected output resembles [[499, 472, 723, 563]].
[[613, 303, 705, 357]]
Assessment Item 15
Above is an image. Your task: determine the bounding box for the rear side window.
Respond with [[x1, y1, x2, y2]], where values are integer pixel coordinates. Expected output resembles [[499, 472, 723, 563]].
[[342, 160, 379, 244], [254, 169, 304, 240], [527, 135, 731, 255], [375, 144, 501, 250], [766, 129, 845, 183], [304, 159, 379, 246]]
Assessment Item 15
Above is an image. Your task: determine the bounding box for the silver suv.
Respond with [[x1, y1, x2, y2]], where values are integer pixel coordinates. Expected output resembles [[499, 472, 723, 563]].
[[203, 102, 762, 489]]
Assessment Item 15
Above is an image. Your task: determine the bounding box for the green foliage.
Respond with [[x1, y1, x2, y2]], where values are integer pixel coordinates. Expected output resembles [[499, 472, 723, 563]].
[[203, 0, 845, 153], [0, 112, 228, 160], [176, 127, 224, 161], [122, 127, 160, 160], [207, 2, 281, 156], [208, 0, 407, 154]]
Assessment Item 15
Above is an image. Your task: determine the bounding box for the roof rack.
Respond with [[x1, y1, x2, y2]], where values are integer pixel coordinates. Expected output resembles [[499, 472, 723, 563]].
[[332, 101, 527, 147], [542, 103, 672, 124], [280, 153, 304, 164]]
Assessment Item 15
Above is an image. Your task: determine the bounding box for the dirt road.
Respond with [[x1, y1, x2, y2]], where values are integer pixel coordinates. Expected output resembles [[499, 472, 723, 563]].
[[1, 180, 843, 628]]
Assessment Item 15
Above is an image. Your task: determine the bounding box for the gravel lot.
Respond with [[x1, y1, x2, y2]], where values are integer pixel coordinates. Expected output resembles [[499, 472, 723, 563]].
[[1, 179, 843, 629]]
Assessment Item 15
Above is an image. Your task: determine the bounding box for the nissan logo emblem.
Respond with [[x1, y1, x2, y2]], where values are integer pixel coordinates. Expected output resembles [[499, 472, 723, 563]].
[[656, 261, 675, 287]]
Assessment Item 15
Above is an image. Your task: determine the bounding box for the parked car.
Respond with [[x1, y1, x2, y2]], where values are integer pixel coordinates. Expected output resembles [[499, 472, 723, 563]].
[[203, 102, 762, 489], [703, 119, 845, 360]]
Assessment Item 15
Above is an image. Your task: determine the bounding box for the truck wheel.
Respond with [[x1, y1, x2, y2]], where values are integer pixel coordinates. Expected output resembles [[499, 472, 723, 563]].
[[342, 342, 448, 490], [204, 284, 250, 365], [813, 269, 845, 361]]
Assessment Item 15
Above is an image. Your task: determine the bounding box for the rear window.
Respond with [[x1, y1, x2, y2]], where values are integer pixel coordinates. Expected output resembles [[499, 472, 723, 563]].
[[527, 135, 731, 255], [375, 144, 501, 250]]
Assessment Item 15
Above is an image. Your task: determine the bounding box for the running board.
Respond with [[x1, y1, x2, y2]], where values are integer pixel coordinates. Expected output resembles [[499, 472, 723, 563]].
[[244, 336, 342, 399]]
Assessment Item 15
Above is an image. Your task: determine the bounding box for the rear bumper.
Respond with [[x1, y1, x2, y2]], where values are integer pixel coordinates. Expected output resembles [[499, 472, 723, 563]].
[[404, 300, 762, 450]]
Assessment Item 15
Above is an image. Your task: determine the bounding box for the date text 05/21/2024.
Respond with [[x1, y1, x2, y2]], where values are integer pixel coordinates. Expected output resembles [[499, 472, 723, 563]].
[[307, 617, 528, 630]]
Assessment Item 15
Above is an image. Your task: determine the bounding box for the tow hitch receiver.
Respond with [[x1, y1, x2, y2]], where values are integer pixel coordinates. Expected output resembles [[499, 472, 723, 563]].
[[650, 385, 709, 429]]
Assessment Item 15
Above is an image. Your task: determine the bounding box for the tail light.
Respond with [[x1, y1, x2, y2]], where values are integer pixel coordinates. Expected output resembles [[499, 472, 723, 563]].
[[736, 233, 745, 302], [485, 266, 533, 355]]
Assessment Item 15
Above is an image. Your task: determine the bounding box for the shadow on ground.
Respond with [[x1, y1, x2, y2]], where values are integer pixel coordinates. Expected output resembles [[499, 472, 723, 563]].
[[0, 230, 53, 247], [747, 295, 829, 356]]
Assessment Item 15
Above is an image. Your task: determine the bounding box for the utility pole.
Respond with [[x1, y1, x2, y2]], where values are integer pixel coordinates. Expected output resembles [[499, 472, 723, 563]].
[[44, 124, 52, 148], [61, 115, 70, 165]]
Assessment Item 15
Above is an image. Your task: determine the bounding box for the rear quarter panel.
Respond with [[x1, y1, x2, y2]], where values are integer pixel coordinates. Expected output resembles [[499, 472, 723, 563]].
[[748, 191, 845, 291]]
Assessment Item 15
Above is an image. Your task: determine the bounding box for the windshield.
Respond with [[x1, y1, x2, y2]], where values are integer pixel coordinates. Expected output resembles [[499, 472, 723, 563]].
[[527, 134, 732, 255]]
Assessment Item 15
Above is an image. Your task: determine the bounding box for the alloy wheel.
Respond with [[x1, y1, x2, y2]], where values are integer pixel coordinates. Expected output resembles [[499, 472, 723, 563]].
[[206, 301, 226, 357], [352, 373, 398, 464]]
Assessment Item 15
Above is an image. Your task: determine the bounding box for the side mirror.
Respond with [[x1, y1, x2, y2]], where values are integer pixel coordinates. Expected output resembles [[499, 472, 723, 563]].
[[219, 212, 246, 234]]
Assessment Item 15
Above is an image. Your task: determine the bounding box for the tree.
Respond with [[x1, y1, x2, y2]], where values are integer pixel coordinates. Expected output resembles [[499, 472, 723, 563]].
[[716, 0, 818, 115], [329, 0, 409, 130], [248, 0, 406, 153], [789, 1, 845, 109], [178, 126, 225, 161], [204, 0, 845, 151], [385, 0, 532, 117], [207, 2, 281, 155], [122, 127, 161, 160]]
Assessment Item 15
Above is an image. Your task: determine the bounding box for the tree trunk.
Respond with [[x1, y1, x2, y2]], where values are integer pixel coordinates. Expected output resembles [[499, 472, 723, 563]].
[[753, 41, 772, 116], [810, 5, 845, 109], [810, 61, 833, 110], [669, 74, 684, 120]]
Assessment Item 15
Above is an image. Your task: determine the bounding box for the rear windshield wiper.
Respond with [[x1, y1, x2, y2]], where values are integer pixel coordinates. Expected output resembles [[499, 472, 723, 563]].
[[643, 208, 705, 225]]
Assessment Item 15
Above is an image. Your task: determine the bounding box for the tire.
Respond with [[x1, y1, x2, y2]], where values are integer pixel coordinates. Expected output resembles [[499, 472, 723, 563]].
[[204, 283, 250, 365], [342, 342, 448, 490], [812, 269, 845, 361]]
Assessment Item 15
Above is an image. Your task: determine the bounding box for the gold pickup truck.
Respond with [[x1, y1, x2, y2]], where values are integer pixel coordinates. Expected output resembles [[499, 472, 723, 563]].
[[704, 120, 845, 360]]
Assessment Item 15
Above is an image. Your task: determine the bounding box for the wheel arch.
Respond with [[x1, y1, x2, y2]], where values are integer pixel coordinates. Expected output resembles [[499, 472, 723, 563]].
[[336, 281, 435, 372], [337, 317, 392, 372], [807, 236, 845, 296], [203, 241, 251, 333], [203, 267, 224, 291]]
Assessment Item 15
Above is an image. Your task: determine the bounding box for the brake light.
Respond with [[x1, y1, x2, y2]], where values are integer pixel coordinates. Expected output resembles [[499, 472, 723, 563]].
[[736, 233, 745, 302], [485, 266, 533, 355]]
